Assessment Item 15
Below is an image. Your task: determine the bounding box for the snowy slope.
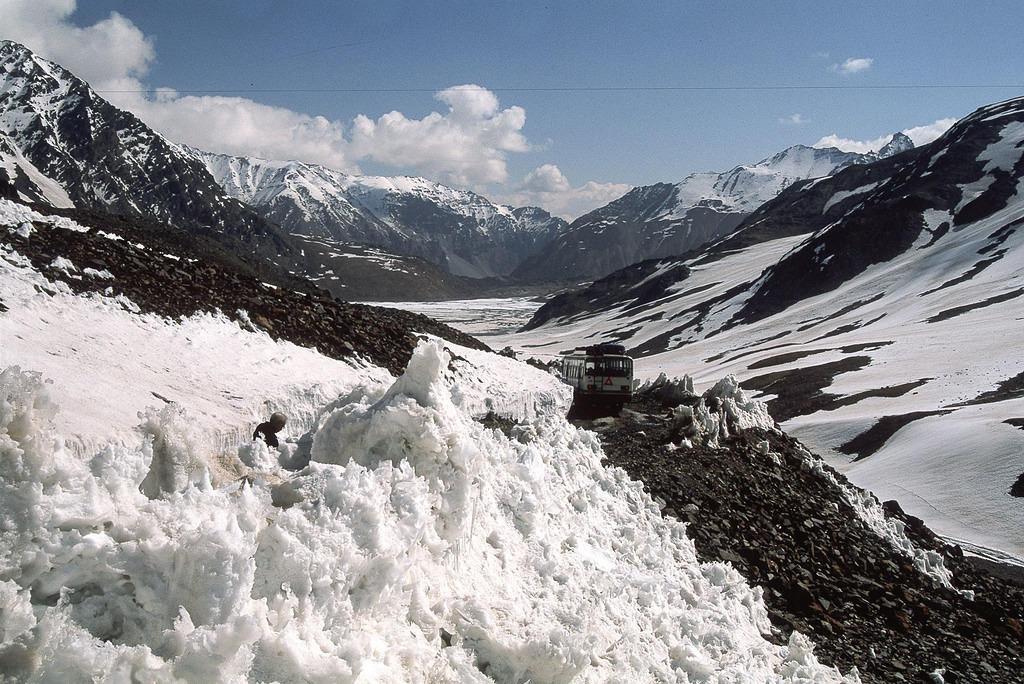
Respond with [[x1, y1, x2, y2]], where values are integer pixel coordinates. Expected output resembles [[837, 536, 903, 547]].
[[493, 98, 1024, 562], [0, 132, 73, 207], [193, 148, 567, 279], [0, 205, 857, 681], [513, 136, 913, 283]]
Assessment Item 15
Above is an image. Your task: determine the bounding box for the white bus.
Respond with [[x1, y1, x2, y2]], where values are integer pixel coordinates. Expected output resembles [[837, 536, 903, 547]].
[[560, 343, 634, 412]]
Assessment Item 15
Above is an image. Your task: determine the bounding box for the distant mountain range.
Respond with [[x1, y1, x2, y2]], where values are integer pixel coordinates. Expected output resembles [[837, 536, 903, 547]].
[[0, 38, 923, 298], [512, 135, 914, 283], [191, 149, 566, 279]]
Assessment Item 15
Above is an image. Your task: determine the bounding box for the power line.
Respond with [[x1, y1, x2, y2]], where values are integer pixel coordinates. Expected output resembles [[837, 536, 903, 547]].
[[94, 84, 1024, 95]]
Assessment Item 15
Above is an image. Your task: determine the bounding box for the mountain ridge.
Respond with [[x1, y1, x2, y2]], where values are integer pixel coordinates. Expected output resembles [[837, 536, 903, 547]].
[[512, 137, 915, 283], [192, 147, 567, 279]]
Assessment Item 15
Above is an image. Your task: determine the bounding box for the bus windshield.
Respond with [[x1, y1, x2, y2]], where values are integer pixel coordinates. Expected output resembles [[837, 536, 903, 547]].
[[585, 358, 632, 377]]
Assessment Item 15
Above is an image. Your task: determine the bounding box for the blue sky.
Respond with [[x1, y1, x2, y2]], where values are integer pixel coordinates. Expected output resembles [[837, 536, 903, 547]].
[[5, 0, 1023, 218]]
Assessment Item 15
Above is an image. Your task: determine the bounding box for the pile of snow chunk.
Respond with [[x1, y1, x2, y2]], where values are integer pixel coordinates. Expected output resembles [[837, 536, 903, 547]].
[[670, 375, 777, 447], [0, 343, 857, 681], [637, 372, 695, 407]]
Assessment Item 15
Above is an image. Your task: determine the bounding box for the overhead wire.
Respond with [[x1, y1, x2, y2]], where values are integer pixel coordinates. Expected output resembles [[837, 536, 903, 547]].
[[93, 84, 1024, 95]]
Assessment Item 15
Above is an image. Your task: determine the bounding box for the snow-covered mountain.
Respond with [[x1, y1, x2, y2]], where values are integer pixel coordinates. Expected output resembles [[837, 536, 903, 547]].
[[513, 136, 914, 283], [0, 40, 523, 299], [193, 149, 567, 279], [0, 40, 296, 263], [500, 97, 1024, 562]]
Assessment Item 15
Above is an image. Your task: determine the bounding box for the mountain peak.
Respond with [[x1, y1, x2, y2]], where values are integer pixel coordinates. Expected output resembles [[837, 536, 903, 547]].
[[1, 39, 295, 263], [878, 131, 915, 158]]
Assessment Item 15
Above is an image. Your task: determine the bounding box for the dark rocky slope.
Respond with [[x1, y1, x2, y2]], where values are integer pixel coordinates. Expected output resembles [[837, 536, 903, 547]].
[[286, 232, 501, 302], [586, 388, 1024, 683], [520, 257, 691, 332], [2, 201, 487, 375]]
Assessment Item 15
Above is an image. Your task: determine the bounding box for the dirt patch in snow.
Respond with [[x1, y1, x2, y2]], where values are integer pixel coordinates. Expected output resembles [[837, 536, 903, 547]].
[[795, 293, 886, 332], [839, 411, 952, 461], [953, 371, 1024, 406], [926, 286, 1024, 323], [741, 356, 872, 422], [745, 341, 893, 371]]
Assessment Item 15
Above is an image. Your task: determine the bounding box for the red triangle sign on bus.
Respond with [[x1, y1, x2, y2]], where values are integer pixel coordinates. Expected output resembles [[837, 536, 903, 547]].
[[604, 376, 613, 385]]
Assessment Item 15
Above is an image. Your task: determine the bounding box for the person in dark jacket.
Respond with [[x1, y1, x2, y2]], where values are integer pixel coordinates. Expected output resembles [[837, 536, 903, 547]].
[[253, 412, 287, 448]]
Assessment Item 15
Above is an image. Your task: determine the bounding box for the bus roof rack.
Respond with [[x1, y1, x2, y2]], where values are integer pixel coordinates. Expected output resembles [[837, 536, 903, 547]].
[[584, 343, 627, 356]]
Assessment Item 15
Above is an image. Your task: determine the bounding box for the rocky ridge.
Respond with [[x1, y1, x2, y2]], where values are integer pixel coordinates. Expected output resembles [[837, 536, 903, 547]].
[[589, 383, 1024, 683], [1, 199, 487, 376]]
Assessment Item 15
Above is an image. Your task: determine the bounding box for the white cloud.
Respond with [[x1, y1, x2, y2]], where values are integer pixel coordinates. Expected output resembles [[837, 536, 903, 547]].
[[778, 113, 808, 125], [813, 117, 958, 153], [813, 133, 892, 154], [1, 1, 532, 185], [520, 164, 571, 193], [347, 85, 530, 185], [2, 0, 154, 86], [830, 57, 874, 76], [496, 165, 631, 220], [902, 118, 959, 146], [115, 90, 358, 172]]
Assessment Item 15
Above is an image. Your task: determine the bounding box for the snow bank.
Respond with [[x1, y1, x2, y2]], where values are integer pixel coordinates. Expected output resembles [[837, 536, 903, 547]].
[[0, 344, 857, 682]]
